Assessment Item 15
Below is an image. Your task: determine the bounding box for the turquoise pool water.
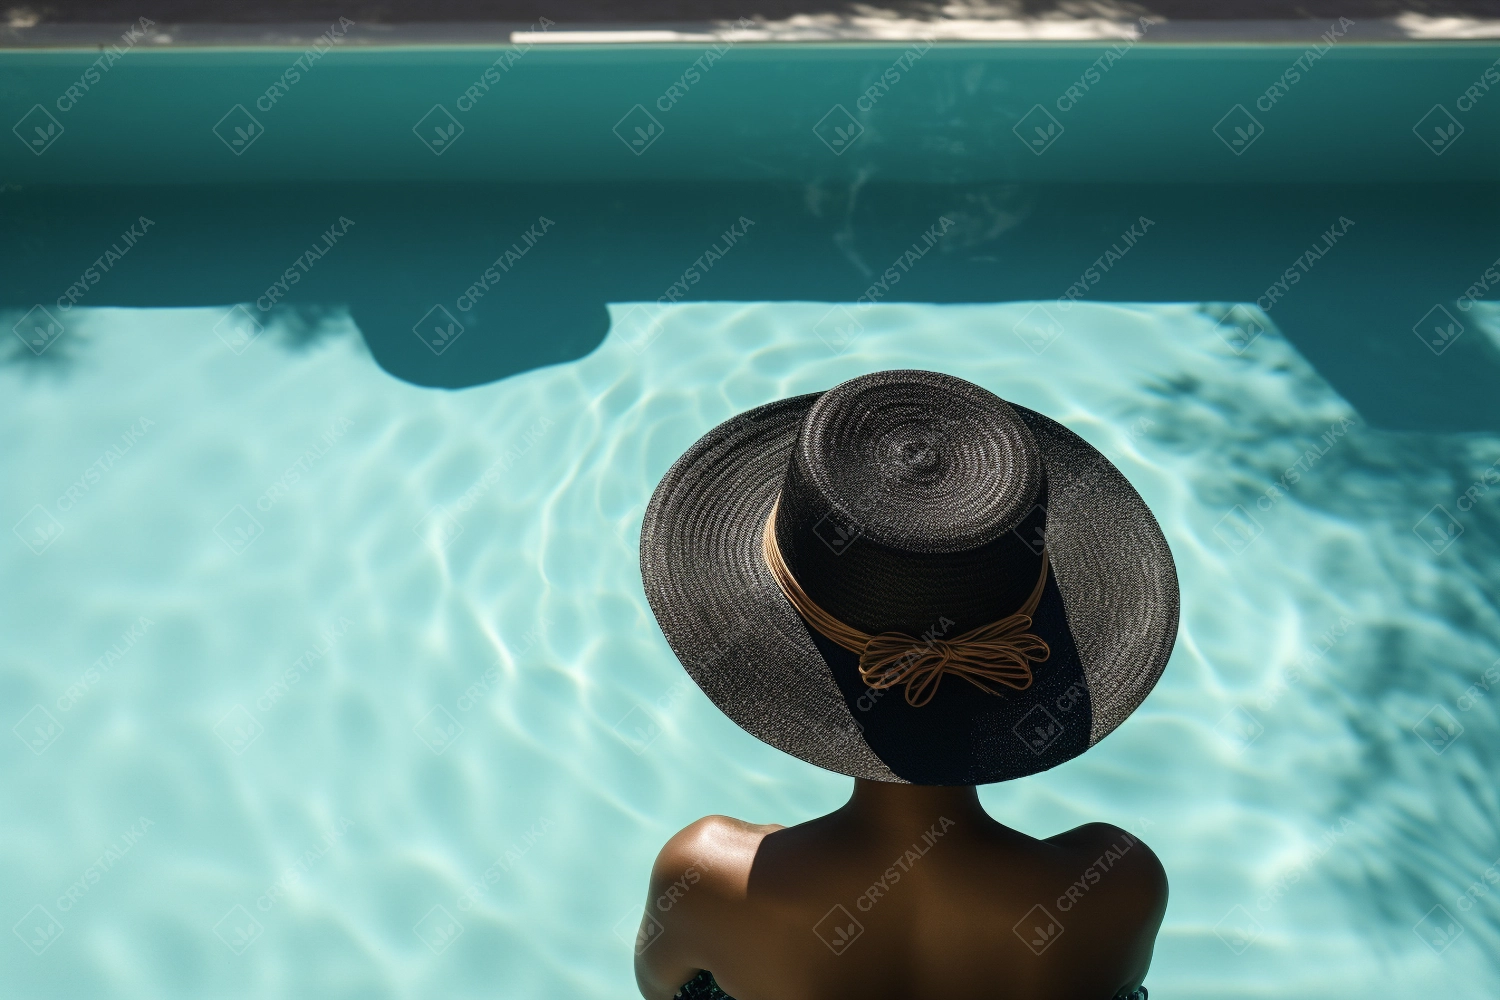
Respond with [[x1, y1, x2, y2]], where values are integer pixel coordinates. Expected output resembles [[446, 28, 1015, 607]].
[[4, 38, 1500, 1000], [5, 299, 1500, 998]]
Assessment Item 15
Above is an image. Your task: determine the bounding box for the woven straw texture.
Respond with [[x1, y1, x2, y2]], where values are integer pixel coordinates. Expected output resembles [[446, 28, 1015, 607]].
[[640, 370, 1178, 784]]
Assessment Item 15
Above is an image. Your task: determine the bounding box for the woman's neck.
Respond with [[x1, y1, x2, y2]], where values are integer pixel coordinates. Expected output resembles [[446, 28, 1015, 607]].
[[838, 778, 992, 835]]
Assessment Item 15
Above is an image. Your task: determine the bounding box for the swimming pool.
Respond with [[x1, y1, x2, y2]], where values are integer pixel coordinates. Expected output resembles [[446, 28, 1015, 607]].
[[4, 34, 1500, 1000]]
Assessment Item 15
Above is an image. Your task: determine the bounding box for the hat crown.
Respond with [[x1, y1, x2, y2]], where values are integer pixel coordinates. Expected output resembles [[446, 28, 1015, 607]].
[[774, 370, 1048, 638]]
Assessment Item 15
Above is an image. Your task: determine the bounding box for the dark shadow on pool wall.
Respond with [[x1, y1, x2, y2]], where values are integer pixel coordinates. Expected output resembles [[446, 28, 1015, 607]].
[[3, 181, 1499, 433]]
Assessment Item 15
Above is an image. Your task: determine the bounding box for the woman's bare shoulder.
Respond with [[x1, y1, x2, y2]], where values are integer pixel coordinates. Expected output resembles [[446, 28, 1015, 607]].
[[1044, 822, 1169, 915], [637, 817, 785, 999], [652, 815, 786, 901], [1047, 821, 1161, 861]]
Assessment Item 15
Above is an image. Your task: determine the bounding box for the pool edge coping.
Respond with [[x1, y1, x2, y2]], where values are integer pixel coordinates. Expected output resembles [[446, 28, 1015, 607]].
[[5, 16, 1500, 51]]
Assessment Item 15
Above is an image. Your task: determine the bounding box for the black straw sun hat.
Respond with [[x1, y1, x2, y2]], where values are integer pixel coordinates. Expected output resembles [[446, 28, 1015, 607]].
[[640, 370, 1178, 785]]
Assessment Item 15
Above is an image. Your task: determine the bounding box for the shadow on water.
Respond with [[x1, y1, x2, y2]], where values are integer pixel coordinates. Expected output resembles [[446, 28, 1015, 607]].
[[3, 177, 1500, 969], [2, 181, 1499, 433], [1136, 349, 1500, 956]]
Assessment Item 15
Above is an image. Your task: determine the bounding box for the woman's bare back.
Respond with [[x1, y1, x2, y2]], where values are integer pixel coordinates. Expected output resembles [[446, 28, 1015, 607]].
[[635, 783, 1166, 1000]]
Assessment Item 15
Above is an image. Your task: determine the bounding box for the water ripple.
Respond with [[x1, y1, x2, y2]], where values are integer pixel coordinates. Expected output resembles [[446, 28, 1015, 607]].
[[1, 301, 1496, 998]]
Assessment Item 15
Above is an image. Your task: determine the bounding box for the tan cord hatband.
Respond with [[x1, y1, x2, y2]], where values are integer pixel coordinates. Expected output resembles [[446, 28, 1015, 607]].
[[761, 496, 1051, 707]]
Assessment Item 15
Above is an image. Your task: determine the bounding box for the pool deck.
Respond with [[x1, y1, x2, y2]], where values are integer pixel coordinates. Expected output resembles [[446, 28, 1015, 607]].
[[6, 0, 1500, 46]]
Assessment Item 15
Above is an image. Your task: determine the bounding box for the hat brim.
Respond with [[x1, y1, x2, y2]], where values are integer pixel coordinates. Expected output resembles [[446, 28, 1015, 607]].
[[639, 391, 1179, 784]]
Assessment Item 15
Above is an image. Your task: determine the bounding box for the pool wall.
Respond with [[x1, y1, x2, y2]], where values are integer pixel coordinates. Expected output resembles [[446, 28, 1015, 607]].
[[3, 42, 1500, 185]]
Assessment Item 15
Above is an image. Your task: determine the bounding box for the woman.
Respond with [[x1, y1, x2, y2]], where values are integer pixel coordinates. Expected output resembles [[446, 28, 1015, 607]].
[[636, 370, 1178, 1000]]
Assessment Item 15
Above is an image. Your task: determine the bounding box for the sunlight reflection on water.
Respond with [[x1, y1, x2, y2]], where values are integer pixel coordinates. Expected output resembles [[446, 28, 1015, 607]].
[[2, 301, 1497, 999]]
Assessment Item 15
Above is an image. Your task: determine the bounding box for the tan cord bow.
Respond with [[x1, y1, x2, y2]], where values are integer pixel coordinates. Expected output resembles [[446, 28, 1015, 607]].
[[761, 496, 1051, 707]]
